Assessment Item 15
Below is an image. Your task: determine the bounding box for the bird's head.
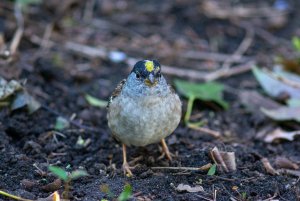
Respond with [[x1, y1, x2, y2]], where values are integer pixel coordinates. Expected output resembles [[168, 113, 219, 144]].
[[131, 60, 161, 87]]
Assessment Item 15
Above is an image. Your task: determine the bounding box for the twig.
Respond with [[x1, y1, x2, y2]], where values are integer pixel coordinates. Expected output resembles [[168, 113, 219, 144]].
[[221, 27, 254, 69], [29, 38, 254, 81], [195, 194, 214, 201], [151, 163, 212, 171], [65, 41, 107, 58], [210, 147, 229, 172], [40, 23, 54, 50], [188, 123, 220, 138], [182, 51, 251, 63], [262, 188, 279, 201], [0, 190, 32, 201], [202, 61, 255, 81], [237, 21, 291, 47], [10, 2, 24, 55]]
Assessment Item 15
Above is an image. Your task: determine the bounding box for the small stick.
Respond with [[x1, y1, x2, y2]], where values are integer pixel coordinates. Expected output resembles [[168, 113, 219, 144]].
[[188, 123, 221, 138], [0, 190, 32, 201], [182, 51, 250, 63], [203, 61, 255, 82], [221, 27, 254, 69], [210, 147, 229, 172], [40, 23, 54, 50], [151, 163, 212, 171], [10, 2, 24, 55]]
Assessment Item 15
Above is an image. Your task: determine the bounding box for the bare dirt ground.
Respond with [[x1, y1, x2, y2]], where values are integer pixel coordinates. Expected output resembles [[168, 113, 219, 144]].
[[0, 0, 300, 200]]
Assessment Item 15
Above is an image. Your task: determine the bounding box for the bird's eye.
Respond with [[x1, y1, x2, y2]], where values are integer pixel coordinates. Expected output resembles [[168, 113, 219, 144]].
[[136, 73, 140, 79]]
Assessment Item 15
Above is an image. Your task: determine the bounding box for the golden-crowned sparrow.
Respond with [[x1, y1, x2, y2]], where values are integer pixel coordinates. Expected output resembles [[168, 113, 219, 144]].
[[107, 59, 182, 176]]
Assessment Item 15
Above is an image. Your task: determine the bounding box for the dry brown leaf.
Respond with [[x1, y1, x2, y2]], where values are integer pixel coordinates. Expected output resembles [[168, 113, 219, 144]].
[[210, 147, 236, 172], [175, 184, 204, 193], [275, 157, 299, 170], [41, 179, 62, 192], [264, 128, 300, 143], [261, 158, 279, 175]]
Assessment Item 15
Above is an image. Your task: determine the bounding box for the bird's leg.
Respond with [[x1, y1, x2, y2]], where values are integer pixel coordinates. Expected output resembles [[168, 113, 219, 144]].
[[122, 144, 133, 177], [160, 138, 174, 161]]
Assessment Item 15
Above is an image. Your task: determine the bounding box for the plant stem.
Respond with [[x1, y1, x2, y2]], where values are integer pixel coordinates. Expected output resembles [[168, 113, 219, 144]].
[[0, 190, 33, 201], [184, 96, 195, 124]]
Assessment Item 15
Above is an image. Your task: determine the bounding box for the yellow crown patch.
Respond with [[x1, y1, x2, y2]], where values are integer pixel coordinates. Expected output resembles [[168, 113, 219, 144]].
[[145, 60, 154, 72]]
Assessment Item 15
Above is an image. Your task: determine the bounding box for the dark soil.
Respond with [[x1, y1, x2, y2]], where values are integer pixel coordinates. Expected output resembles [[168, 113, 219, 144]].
[[1, 1, 300, 201]]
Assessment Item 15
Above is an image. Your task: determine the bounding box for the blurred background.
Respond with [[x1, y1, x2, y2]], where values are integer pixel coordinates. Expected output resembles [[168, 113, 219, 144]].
[[1, 0, 300, 200]]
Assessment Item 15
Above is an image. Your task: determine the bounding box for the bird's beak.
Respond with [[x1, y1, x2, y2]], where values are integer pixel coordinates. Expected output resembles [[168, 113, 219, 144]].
[[145, 74, 157, 87]]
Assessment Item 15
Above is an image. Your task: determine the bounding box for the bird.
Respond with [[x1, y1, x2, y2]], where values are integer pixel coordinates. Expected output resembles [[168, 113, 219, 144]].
[[107, 59, 182, 176]]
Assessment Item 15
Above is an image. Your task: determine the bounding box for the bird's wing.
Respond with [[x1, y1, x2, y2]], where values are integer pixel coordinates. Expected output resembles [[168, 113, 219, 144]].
[[168, 84, 176, 94], [107, 79, 126, 108]]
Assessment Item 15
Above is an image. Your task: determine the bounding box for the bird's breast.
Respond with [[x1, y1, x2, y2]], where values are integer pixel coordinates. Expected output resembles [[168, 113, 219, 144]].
[[107, 93, 181, 146]]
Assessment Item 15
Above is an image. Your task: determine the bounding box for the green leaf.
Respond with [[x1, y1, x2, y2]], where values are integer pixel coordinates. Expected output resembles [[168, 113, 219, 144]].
[[48, 166, 68, 181], [292, 36, 300, 52], [174, 79, 228, 109], [207, 164, 217, 176], [85, 94, 107, 108], [54, 116, 70, 131], [117, 184, 132, 201], [70, 170, 89, 180], [242, 192, 247, 200]]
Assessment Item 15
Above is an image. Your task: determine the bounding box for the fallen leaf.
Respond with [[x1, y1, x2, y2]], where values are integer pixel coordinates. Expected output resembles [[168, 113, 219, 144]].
[[239, 90, 281, 111], [207, 164, 216, 176], [261, 158, 279, 175], [0, 76, 40, 113], [11, 91, 41, 114], [85, 94, 107, 108], [261, 107, 300, 122], [264, 128, 300, 143], [175, 184, 204, 193], [0, 78, 22, 100], [41, 179, 62, 192], [174, 79, 228, 109], [118, 184, 132, 201], [54, 116, 70, 131], [275, 157, 299, 170], [292, 36, 300, 52], [69, 169, 89, 180], [252, 67, 300, 99], [209, 147, 236, 172]]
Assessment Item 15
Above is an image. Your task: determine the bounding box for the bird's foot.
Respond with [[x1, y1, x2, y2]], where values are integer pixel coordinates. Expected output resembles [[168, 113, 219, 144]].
[[159, 139, 175, 161], [122, 161, 134, 177], [128, 155, 143, 166], [158, 150, 175, 161]]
